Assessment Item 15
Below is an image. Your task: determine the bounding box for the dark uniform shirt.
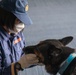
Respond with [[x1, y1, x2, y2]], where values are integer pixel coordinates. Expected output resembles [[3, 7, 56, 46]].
[[0, 27, 25, 75]]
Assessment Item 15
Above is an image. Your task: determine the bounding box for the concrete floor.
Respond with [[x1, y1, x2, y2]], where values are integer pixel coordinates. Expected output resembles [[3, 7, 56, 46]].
[[21, 0, 76, 75]]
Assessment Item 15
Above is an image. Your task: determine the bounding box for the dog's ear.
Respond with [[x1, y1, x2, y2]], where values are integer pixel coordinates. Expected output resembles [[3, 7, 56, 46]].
[[59, 36, 73, 46]]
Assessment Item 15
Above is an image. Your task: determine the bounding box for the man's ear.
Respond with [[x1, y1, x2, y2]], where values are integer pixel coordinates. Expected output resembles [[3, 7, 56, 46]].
[[59, 36, 73, 46]]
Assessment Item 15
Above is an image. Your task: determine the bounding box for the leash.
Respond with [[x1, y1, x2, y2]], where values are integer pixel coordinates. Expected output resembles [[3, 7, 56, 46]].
[[56, 53, 76, 75]]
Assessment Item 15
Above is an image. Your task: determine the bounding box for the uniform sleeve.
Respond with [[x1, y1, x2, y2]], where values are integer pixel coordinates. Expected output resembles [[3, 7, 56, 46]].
[[0, 43, 11, 75], [0, 49, 3, 74], [20, 32, 26, 55], [20, 32, 26, 46], [0, 43, 17, 75]]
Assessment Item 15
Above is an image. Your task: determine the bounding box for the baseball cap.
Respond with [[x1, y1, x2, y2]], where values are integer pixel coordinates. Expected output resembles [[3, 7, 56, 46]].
[[0, 0, 33, 25]]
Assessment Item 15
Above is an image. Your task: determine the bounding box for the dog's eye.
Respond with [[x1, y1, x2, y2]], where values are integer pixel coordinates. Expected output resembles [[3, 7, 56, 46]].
[[49, 48, 62, 57], [51, 51, 57, 56]]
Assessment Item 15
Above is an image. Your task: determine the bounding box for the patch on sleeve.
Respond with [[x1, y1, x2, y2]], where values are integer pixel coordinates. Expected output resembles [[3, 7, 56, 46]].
[[14, 38, 21, 44]]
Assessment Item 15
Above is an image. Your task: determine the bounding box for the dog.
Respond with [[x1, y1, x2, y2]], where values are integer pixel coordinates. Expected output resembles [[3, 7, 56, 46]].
[[23, 36, 76, 75]]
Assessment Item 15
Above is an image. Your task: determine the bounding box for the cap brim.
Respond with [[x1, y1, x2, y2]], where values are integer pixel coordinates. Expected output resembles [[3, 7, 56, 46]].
[[13, 12, 33, 25]]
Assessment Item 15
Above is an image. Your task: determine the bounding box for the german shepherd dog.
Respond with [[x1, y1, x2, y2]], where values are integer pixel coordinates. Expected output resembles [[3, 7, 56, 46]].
[[23, 36, 76, 75]]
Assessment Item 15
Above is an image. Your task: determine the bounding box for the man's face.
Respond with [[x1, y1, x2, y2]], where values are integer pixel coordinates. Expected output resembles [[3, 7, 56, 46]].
[[14, 18, 22, 25], [9, 18, 25, 34]]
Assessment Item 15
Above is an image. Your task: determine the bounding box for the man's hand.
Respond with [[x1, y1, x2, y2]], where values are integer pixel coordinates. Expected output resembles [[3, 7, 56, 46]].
[[18, 54, 39, 69]]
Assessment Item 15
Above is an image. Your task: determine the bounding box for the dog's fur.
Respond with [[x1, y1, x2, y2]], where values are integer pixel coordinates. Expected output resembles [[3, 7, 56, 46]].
[[23, 36, 76, 75]]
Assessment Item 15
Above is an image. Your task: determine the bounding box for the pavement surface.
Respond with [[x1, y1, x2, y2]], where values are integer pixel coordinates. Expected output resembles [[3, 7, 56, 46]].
[[20, 0, 76, 75]]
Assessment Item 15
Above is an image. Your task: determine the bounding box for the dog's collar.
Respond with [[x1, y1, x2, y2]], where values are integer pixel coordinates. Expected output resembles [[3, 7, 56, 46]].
[[56, 53, 76, 75]]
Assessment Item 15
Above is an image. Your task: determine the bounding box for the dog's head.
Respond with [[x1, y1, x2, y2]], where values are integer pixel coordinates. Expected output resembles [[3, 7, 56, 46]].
[[23, 36, 74, 74]]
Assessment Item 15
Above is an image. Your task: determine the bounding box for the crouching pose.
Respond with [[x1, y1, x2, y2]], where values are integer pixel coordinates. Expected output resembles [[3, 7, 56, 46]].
[[0, 0, 39, 75]]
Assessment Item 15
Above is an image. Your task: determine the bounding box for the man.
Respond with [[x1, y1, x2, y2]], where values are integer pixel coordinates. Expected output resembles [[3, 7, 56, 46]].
[[0, 0, 39, 75]]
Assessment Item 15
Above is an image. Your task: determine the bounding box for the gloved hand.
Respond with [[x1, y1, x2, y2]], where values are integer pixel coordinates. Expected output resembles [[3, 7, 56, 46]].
[[18, 54, 39, 69]]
